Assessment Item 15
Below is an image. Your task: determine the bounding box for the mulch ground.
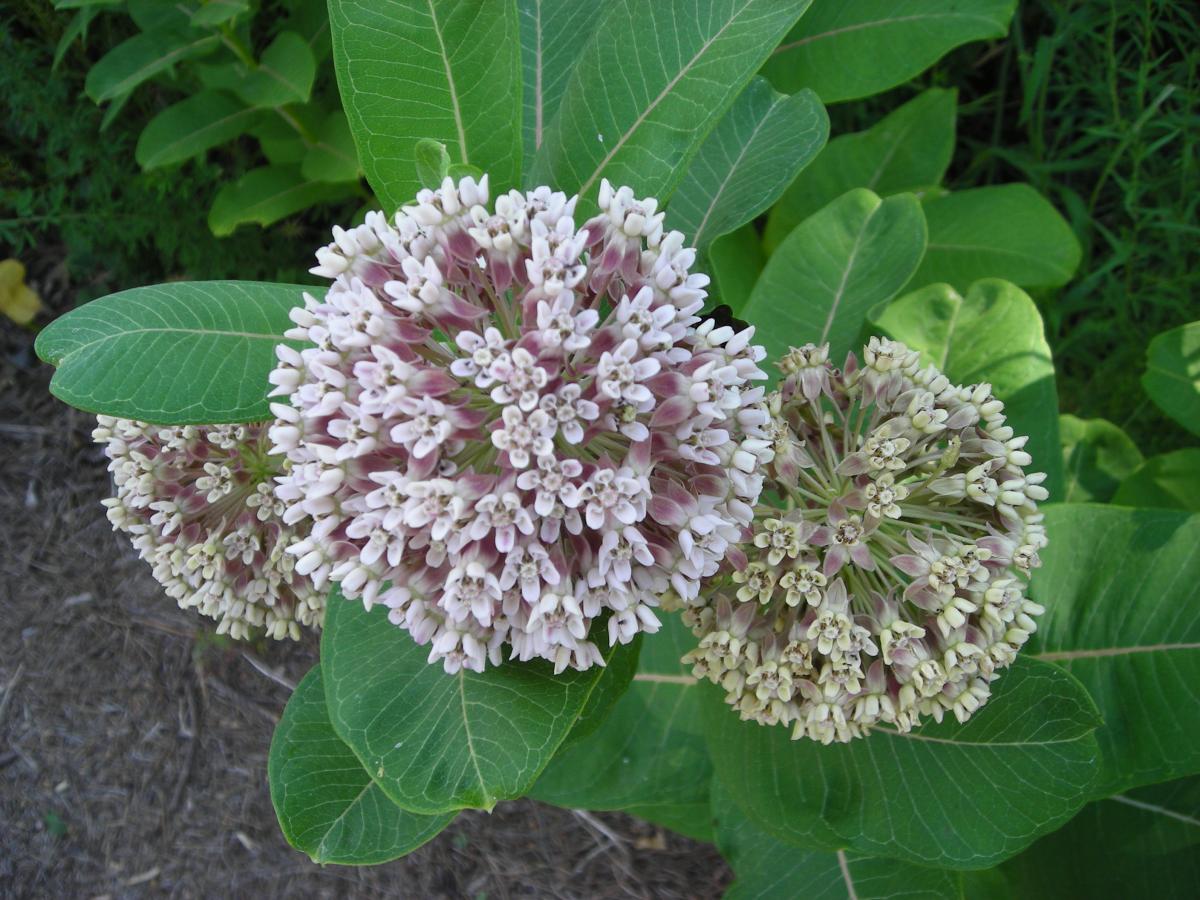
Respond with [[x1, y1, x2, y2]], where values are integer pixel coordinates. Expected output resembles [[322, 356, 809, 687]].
[[0, 262, 730, 898]]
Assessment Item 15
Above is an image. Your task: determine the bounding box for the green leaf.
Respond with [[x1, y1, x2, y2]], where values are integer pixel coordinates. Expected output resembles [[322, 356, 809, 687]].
[[413, 138, 453, 188], [1113, 449, 1200, 512], [99, 90, 133, 132], [235, 31, 316, 108], [252, 108, 322, 164], [191, 0, 249, 27], [1000, 777, 1200, 899], [707, 224, 765, 314], [329, 0, 522, 213], [322, 595, 632, 815], [136, 91, 262, 170], [208, 165, 354, 236], [668, 79, 827, 250], [517, 0, 605, 166], [269, 667, 455, 864], [762, 0, 1016, 103], [910, 184, 1082, 291], [764, 88, 956, 253], [127, 0, 194, 31], [1030, 504, 1200, 796], [531, 616, 714, 842], [713, 784, 964, 899], [34, 281, 308, 424], [1059, 415, 1144, 504], [85, 30, 219, 103], [743, 189, 926, 369], [194, 58, 252, 92], [872, 279, 1064, 501], [704, 656, 1100, 868], [286, 0, 334, 63], [558, 633, 642, 751], [533, 0, 814, 214], [1142, 321, 1200, 437], [301, 110, 362, 184], [53, 8, 99, 73]]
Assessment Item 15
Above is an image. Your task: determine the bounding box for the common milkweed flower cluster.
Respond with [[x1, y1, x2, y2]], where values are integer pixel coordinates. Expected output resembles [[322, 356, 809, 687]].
[[94, 417, 324, 640], [267, 175, 772, 674], [681, 339, 1048, 743]]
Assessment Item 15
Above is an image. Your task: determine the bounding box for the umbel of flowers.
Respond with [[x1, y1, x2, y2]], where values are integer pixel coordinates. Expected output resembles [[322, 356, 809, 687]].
[[268, 176, 773, 674], [681, 339, 1049, 743], [94, 417, 324, 640]]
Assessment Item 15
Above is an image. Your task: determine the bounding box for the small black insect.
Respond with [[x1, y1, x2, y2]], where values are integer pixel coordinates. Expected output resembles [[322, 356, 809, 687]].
[[703, 303, 751, 333]]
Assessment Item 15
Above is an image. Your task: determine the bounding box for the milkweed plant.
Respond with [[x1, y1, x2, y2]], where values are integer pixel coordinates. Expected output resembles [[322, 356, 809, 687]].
[[37, 1, 1200, 895]]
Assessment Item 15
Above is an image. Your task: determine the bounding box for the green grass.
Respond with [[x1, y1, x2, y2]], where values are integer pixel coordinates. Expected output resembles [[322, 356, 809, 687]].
[[964, 0, 1199, 455], [829, 0, 1199, 455]]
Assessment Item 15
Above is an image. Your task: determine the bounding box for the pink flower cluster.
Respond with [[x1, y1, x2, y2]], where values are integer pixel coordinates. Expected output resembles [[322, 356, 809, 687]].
[[94, 417, 324, 640], [269, 176, 772, 673], [683, 339, 1048, 743]]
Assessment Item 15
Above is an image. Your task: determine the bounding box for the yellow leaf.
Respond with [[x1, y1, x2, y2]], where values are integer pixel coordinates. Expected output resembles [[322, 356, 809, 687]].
[[0, 259, 43, 325]]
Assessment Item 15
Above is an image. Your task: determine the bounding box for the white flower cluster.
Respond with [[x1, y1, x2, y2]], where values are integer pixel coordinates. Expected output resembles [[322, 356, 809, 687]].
[[94, 417, 324, 640], [682, 338, 1048, 743], [269, 176, 772, 674]]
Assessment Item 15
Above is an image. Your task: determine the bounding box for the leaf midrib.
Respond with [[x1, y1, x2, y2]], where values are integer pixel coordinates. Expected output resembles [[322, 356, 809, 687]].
[[692, 97, 780, 246], [427, 0, 470, 166], [144, 104, 261, 168], [315, 780, 374, 861], [100, 33, 217, 101], [1109, 793, 1200, 829], [458, 672, 492, 808], [771, 11, 1001, 55], [576, 0, 754, 198], [819, 199, 879, 344], [1035, 642, 1200, 661], [55, 325, 290, 360]]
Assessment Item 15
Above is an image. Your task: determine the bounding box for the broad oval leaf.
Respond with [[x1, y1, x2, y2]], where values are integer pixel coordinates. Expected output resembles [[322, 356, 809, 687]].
[[708, 224, 766, 314], [234, 31, 317, 108], [668, 78, 828, 250], [764, 88, 956, 253], [191, 0, 250, 27], [34, 280, 308, 424], [300, 110, 361, 184], [1113, 449, 1200, 512], [1060, 415, 1144, 504], [517, 0, 605, 165], [127, 0, 191, 31], [762, 0, 1015, 103], [1000, 776, 1200, 898], [704, 656, 1100, 868], [872, 279, 1064, 500], [269, 666, 455, 864], [413, 138, 453, 188], [1142, 321, 1200, 437], [713, 784, 964, 900], [136, 90, 262, 170], [330, 0, 522, 212], [531, 616, 714, 842], [208, 165, 356, 236], [556, 633, 641, 752], [322, 595, 635, 815], [743, 189, 926, 369], [1030, 504, 1200, 796], [251, 108, 322, 165], [910, 184, 1082, 291], [533, 0, 814, 214], [84, 30, 219, 103]]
